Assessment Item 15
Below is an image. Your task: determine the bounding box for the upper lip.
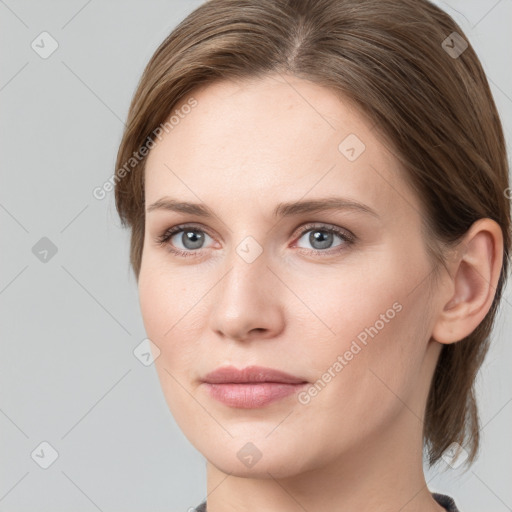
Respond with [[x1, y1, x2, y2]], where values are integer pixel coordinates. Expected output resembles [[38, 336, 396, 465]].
[[202, 365, 307, 384]]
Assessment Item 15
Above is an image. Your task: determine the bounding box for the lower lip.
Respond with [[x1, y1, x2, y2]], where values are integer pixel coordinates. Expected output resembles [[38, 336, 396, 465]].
[[202, 382, 307, 408]]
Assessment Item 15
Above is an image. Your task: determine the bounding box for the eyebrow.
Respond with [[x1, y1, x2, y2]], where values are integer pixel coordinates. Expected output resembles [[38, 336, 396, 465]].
[[146, 196, 379, 218]]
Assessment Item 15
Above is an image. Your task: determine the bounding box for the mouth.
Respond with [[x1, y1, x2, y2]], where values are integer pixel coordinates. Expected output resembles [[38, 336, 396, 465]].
[[201, 365, 308, 408]]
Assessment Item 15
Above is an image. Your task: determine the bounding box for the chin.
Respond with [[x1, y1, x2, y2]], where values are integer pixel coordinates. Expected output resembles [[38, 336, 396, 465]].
[[195, 434, 312, 479], [207, 452, 301, 479]]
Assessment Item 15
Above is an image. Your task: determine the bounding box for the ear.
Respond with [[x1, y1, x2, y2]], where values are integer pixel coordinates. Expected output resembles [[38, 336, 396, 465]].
[[431, 218, 504, 345]]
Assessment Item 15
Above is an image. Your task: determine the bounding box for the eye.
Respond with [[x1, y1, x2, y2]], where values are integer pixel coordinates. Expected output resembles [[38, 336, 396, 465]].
[[155, 224, 214, 258], [155, 222, 355, 258], [293, 223, 354, 255]]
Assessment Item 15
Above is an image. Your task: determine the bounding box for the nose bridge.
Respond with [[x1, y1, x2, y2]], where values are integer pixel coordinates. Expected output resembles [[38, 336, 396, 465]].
[[218, 240, 272, 306]]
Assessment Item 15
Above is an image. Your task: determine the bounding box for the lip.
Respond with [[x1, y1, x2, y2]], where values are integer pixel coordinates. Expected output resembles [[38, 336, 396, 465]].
[[202, 365, 307, 384], [201, 365, 308, 408]]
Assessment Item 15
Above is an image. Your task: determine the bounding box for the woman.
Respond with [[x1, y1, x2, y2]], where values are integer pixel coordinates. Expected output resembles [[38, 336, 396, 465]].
[[114, 0, 511, 510]]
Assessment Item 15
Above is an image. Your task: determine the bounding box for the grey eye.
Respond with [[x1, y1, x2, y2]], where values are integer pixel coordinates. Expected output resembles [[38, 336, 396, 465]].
[[171, 229, 212, 251], [296, 229, 344, 251]]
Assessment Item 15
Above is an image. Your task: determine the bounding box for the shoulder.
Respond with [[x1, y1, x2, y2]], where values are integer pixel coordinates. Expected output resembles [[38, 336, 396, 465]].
[[194, 496, 460, 512], [432, 492, 461, 512], [192, 501, 207, 512]]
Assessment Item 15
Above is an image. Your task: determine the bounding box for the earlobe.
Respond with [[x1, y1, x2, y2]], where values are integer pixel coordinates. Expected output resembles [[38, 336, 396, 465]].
[[431, 218, 503, 345]]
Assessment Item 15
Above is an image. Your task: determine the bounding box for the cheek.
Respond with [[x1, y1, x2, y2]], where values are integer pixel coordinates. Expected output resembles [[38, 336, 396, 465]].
[[138, 272, 170, 343], [295, 253, 430, 402], [138, 264, 204, 422], [138, 260, 209, 374], [289, 257, 406, 350], [138, 253, 194, 339]]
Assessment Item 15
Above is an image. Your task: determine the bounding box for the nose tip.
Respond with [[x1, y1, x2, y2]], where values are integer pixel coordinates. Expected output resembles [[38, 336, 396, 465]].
[[209, 268, 285, 342]]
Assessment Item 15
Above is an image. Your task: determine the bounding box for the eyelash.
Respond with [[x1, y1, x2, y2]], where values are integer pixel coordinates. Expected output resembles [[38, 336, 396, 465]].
[[154, 222, 355, 259]]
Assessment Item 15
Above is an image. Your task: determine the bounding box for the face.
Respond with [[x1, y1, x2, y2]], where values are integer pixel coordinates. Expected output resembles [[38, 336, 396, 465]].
[[139, 74, 443, 478]]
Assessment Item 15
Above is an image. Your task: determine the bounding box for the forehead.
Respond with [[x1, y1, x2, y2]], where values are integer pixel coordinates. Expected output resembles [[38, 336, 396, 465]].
[[144, 74, 415, 221]]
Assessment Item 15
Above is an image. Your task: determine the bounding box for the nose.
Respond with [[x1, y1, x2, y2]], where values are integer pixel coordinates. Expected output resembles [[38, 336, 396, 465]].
[[208, 251, 285, 342]]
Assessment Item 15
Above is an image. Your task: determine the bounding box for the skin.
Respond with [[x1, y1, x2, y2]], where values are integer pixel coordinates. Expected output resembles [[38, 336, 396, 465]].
[[139, 73, 503, 512]]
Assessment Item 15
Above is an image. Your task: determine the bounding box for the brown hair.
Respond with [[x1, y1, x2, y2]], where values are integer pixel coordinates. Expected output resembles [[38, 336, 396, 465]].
[[114, 0, 511, 467]]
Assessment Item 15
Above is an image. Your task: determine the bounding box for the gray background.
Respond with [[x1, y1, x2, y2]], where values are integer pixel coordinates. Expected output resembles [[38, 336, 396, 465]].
[[1, 1, 511, 511]]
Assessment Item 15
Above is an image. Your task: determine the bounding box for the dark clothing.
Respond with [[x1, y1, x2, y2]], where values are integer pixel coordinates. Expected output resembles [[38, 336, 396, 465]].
[[432, 492, 460, 512], [194, 492, 460, 511]]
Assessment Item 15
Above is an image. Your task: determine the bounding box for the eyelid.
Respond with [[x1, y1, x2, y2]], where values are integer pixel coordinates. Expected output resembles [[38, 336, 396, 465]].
[[154, 222, 217, 247], [291, 222, 355, 244]]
